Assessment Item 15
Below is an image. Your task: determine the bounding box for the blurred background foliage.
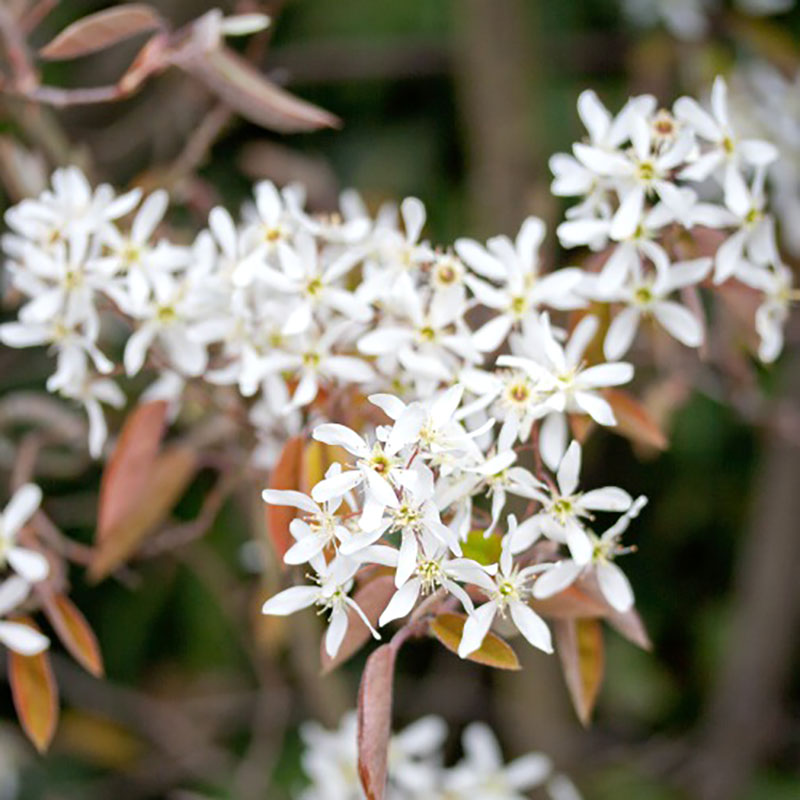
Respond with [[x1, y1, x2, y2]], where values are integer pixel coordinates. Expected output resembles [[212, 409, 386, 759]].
[[1, 1, 800, 798]]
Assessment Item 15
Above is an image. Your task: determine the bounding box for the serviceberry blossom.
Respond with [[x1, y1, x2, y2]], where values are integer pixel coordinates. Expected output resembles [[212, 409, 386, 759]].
[[534, 496, 648, 613], [458, 520, 553, 659], [297, 712, 582, 800]]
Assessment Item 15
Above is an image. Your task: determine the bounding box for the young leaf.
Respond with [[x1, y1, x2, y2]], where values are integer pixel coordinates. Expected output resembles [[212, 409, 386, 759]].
[[97, 400, 169, 543], [461, 530, 502, 566], [357, 644, 396, 800], [429, 612, 521, 671], [530, 584, 609, 620], [42, 594, 104, 677], [300, 439, 346, 495], [8, 618, 59, 753], [553, 618, 605, 726], [321, 575, 395, 674], [89, 445, 197, 582], [606, 607, 652, 651], [39, 5, 165, 61], [266, 436, 304, 559], [182, 47, 341, 133], [604, 388, 668, 451]]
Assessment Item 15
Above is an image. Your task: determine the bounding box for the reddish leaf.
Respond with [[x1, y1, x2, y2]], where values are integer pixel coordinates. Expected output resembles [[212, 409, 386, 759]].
[[266, 436, 305, 559], [8, 618, 59, 753], [42, 594, 104, 677], [530, 584, 610, 620], [89, 445, 197, 581], [300, 440, 347, 495], [357, 644, 396, 800], [182, 46, 341, 133], [97, 401, 168, 543], [321, 575, 395, 674], [40, 5, 165, 60], [568, 413, 594, 444], [429, 612, 520, 670], [606, 607, 652, 652], [554, 618, 605, 726], [604, 389, 668, 451]]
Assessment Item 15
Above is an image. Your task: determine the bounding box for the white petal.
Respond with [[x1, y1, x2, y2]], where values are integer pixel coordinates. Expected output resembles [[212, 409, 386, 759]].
[[532, 560, 583, 599], [579, 362, 634, 388], [509, 601, 553, 653], [573, 391, 616, 425], [604, 307, 640, 360], [472, 315, 513, 353], [262, 489, 318, 514], [325, 606, 349, 658], [379, 579, 421, 626], [7, 547, 49, 583], [580, 487, 632, 511], [539, 413, 568, 471], [3, 484, 42, 537], [312, 423, 368, 456], [0, 621, 49, 656], [652, 301, 704, 347], [596, 561, 635, 612], [557, 441, 582, 497], [458, 601, 498, 658], [311, 470, 363, 503], [262, 585, 319, 615]]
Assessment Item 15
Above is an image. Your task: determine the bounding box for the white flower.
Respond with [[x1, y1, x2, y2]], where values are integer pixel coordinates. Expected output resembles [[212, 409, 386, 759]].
[[444, 722, 553, 799], [0, 485, 48, 584], [601, 258, 711, 359], [459, 217, 585, 352], [498, 313, 634, 468], [533, 496, 648, 612], [60, 376, 126, 458], [123, 272, 209, 377], [675, 76, 778, 183], [262, 467, 354, 566], [312, 421, 410, 530], [572, 111, 695, 241], [378, 538, 486, 627], [458, 521, 553, 658], [262, 555, 382, 659], [512, 441, 633, 565], [737, 261, 799, 362]]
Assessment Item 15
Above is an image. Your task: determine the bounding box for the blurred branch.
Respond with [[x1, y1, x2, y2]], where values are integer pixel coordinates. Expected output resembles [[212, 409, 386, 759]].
[[687, 352, 800, 800], [452, 0, 542, 237]]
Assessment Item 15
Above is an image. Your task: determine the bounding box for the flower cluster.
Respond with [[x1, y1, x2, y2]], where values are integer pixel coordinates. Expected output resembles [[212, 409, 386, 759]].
[[551, 76, 795, 363], [0, 485, 50, 656], [263, 392, 645, 660], [297, 712, 581, 800], [1, 77, 792, 464]]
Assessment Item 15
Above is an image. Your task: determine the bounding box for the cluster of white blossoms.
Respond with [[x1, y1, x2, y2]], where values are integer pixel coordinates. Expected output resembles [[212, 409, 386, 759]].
[[0, 485, 50, 656], [298, 712, 581, 800], [0, 76, 792, 464], [552, 76, 796, 363], [262, 388, 645, 659], [0, 78, 794, 662]]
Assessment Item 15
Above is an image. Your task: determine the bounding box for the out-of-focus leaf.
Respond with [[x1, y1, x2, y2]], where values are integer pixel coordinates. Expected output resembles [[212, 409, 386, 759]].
[[530, 584, 609, 620], [42, 594, 104, 677], [8, 619, 59, 753], [604, 389, 668, 451], [97, 401, 168, 544], [357, 644, 396, 800], [39, 4, 164, 60], [57, 709, 143, 770], [266, 436, 304, 560], [606, 607, 652, 652], [89, 445, 197, 582], [728, 16, 800, 74], [461, 529, 502, 566], [301, 439, 347, 495], [568, 413, 594, 444], [182, 46, 341, 133], [321, 575, 395, 674], [429, 612, 520, 671], [554, 618, 605, 727]]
